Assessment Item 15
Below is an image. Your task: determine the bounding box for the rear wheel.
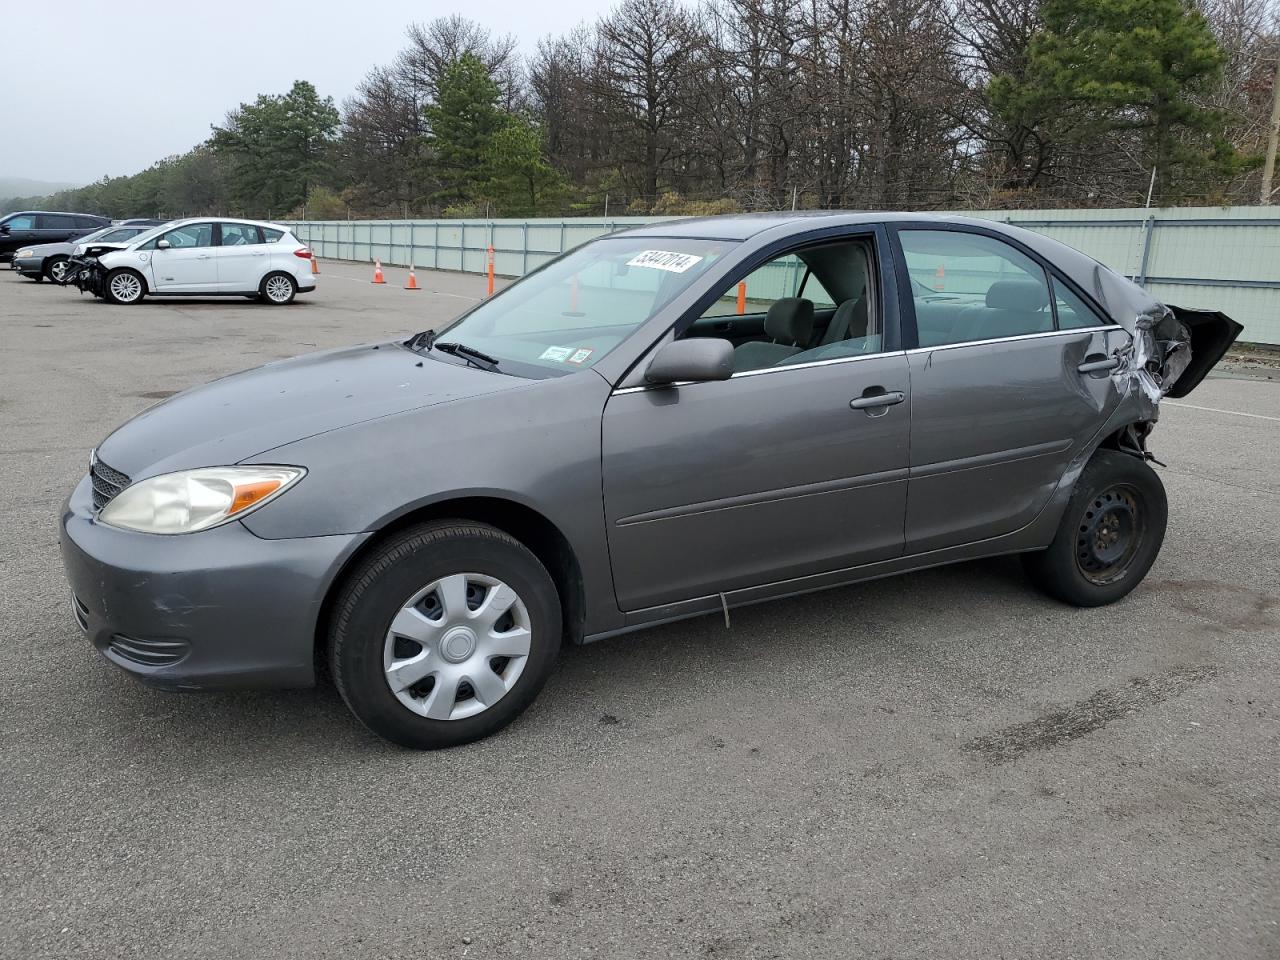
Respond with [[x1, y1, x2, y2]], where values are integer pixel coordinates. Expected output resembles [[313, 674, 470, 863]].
[[44, 256, 71, 284], [260, 272, 296, 305], [1022, 450, 1167, 607], [329, 521, 562, 749], [104, 269, 145, 305]]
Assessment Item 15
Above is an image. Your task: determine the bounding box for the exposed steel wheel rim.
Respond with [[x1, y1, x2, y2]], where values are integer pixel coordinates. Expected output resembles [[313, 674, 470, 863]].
[[382, 573, 532, 721], [1075, 484, 1144, 585], [49, 260, 71, 283]]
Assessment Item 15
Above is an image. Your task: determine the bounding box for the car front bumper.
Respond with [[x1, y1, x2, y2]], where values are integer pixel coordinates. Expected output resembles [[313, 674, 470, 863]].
[[59, 474, 369, 690], [12, 256, 42, 275]]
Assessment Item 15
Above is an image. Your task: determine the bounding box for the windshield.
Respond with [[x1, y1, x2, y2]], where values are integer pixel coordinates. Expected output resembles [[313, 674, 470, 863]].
[[95, 227, 142, 243], [121, 222, 174, 248], [74, 226, 115, 245], [426, 236, 732, 377]]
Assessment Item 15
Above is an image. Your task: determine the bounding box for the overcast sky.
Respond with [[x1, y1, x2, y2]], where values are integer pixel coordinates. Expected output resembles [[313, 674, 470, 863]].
[[3, 0, 607, 185]]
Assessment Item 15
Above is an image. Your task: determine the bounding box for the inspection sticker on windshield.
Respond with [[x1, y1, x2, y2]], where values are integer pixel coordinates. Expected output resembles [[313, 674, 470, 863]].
[[626, 250, 704, 273], [539, 346, 574, 362], [566, 348, 594, 364]]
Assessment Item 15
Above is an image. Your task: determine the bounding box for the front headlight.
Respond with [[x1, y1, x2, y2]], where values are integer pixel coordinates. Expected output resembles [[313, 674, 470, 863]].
[[98, 466, 306, 534], [16, 249, 33, 258]]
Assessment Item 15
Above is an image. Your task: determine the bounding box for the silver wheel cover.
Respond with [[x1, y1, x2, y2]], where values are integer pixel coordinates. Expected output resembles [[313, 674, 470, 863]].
[[265, 275, 293, 302], [110, 273, 141, 302], [50, 260, 71, 282], [383, 573, 532, 720]]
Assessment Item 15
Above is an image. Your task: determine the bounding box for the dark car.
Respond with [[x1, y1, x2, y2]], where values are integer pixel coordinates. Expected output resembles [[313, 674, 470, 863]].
[[60, 212, 1241, 749], [0, 211, 110, 261]]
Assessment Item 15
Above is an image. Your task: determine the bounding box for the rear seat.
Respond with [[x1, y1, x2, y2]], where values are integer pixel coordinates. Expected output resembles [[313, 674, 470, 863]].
[[915, 280, 1051, 346]]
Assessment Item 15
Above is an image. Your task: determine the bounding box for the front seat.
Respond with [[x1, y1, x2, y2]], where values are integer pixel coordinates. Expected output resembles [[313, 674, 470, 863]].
[[732, 297, 814, 372], [818, 290, 868, 346]]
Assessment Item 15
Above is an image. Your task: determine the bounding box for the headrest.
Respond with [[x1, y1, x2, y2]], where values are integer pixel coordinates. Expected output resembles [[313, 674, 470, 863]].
[[986, 280, 1048, 312], [831, 295, 868, 340], [765, 297, 815, 346]]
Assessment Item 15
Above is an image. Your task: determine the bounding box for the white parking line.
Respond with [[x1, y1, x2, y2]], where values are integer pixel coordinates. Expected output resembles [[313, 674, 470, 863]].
[[1164, 401, 1280, 423]]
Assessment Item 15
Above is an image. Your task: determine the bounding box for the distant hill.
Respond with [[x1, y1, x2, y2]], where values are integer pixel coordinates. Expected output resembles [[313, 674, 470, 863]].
[[0, 176, 82, 203]]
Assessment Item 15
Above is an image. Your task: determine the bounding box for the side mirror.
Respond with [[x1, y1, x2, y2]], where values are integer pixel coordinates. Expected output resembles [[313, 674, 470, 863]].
[[644, 338, 734, 385], [156, 239, 171, 250], [0, 224, 10, 235]]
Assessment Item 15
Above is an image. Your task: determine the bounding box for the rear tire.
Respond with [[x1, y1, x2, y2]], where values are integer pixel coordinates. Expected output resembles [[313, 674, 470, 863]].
[[44, 256, 71, 284], [1022, 449, 1167, 607], [103, 269, 145, 305], [260, 272, 296, 305], [329, 521, 562, 749]]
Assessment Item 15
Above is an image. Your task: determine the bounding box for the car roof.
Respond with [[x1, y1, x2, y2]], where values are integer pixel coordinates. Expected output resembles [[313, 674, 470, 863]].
[[615, 210, 1064, 241], [162, 216, 286, 229], [6, 210, 109, 218]]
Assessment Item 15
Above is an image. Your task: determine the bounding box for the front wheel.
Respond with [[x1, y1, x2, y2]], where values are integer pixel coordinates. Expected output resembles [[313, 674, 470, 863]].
[[45, 256, 72, 284], [104, 269, 146, 305], [329, 521, 562, 749], [260, 271, 296, 305], [1022, 449, 1167, 607]]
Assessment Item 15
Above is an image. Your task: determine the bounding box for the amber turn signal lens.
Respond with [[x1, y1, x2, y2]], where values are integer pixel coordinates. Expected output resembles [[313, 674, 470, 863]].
[[230, 479, 286, 514]]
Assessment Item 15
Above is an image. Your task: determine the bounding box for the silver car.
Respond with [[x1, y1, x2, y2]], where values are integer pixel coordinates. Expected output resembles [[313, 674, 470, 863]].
[[11, 223, 161, 283], [60, 213, 1240, 748]]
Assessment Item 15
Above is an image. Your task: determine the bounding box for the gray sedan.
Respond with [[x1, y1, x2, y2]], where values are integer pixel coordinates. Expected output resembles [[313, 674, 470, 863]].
[[11, 223, 158, 282], [60, 213, 1240, 748]]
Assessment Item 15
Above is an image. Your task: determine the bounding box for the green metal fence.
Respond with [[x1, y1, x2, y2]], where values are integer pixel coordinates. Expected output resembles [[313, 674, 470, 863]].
[[288, 206, 1280, 345]]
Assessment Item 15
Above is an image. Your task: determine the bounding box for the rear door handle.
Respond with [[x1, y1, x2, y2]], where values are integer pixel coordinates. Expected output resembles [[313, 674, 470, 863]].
[[850, 389, 905, 411], [1077, 354, 1121, 375]]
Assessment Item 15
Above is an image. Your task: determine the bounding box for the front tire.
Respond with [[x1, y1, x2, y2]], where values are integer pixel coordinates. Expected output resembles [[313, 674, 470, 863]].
[[260, 271, 296, 305], [1022, 450, 1167, 607], [329, 521, 562, 749], [44, 256, 71, 284], [104, 268, 145, 305]]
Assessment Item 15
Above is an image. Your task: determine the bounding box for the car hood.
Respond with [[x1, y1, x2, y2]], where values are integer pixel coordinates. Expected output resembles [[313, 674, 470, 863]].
[[95, 342, 523, 478], [20, 240, 75, 256]]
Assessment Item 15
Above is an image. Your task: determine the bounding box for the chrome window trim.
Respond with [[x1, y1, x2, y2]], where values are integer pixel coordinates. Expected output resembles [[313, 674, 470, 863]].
[[610, 324, 1123, 395], [904, 324, 1121, 355]]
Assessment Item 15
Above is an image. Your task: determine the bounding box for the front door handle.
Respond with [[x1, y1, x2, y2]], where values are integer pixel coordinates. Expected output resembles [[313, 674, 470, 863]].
[[850, 388, 905, 411], [196, 254, 212, 260], [1077, 354, 1121, 375]]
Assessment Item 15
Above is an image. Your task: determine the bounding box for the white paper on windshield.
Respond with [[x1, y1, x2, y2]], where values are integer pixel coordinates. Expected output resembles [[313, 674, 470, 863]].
[[539, 346, 573, 362], [626, 250, 704, 273]]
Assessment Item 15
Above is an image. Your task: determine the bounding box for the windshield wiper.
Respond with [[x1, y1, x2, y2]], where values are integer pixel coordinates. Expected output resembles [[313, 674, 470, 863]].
[[405, 329, 437, 352], [434, 341, 500, 370]]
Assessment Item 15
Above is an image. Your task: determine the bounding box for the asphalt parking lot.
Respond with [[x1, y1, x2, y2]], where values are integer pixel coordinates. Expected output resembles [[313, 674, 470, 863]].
[[1, 263, 1277, 960]]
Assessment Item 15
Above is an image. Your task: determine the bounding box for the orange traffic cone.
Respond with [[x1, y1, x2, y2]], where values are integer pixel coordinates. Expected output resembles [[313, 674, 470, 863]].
[[405, 264, 420, 290], [310, 253, 319, 275], [371, 259, 386, 284]]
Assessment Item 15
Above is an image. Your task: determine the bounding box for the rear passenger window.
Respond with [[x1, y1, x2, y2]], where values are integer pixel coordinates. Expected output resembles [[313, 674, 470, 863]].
[[220, 223, 263, 246], [1053, 279, 1106, 329], [900, 230, 1052, 347], [39, 214, 77, 229]]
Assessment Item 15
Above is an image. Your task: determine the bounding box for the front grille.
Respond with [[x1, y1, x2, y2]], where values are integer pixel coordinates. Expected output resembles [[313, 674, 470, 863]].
[[107, 634, 190, 667], [90, 457, 130, 510]]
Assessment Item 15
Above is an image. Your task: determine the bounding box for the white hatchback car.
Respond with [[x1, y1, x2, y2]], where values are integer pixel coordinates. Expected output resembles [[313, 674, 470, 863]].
[[70, 217, 317, 305]]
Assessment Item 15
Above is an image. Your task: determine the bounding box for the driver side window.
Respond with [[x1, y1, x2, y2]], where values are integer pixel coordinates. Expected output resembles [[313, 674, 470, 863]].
[[143, 223, 213, 250], [680, 238, 880, 374]]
